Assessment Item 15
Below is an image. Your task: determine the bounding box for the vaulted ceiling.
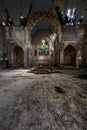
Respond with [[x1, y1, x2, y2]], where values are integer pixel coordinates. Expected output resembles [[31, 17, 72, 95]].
[[0, 0, 87, 25]]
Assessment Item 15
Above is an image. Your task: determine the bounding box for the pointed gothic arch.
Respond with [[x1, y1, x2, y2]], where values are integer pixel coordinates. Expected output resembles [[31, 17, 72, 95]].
[[30, 18, 55, 39], [26, 11, 61, 34], [26, 11, 61, 66]]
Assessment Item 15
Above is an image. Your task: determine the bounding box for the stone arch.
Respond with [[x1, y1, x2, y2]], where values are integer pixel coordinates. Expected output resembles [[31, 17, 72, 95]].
[[64, 45, 76, 66], [26, 11, 61, 33], [30, 18, 55, 39], [13, 46, 24, 67], [26, 11, 61, 66], [64, 43, 77, 51], [32, 33, 55, 65]]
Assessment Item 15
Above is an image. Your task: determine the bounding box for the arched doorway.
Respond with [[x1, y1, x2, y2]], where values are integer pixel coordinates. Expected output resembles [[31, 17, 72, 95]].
[[13, 46, 24, 67], [64, 45, 76, 66]]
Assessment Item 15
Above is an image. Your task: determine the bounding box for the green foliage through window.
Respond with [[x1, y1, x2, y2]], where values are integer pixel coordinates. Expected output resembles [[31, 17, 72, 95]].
[[38, 40, 49, 56]]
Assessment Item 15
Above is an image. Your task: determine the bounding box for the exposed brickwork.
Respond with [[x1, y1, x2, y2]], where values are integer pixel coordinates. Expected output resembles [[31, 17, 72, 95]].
[[26, 11, 60, 30]]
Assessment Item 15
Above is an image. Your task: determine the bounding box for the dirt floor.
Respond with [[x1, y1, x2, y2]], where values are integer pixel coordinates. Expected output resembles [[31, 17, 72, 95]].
[[0, 68, 87, 130]]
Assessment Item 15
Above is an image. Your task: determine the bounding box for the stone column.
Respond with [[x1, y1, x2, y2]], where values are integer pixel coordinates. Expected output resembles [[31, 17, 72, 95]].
[[55, 34, 60, 65], [54, 37, 59, 66], [27, 29, 32, 67], [28, 40, 32, 67], [60, 50, 64, 65], [10, 48, 14, 67], [0, 28, 4, 69], [55, 28, 61, 66], [24, 47, 28, 68], [76, 49, 82, 69], [24, 28, 32, 68]]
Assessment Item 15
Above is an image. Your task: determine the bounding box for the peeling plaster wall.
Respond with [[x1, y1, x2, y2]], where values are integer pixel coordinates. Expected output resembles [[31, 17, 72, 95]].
[[60, 25, 86, 68], [83, 25, 87, 66], [0, 27, 3, 58], [4, 26, 25, 47], [0, 27, 3, 68]]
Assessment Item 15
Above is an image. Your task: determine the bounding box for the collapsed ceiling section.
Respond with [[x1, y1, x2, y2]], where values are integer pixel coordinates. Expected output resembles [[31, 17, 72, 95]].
[[0, 0, 87, 26]]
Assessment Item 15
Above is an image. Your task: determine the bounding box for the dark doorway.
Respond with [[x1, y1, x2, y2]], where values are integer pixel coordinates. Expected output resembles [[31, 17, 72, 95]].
[[64, 45, 76, 66], [13, 46, 24, 67]]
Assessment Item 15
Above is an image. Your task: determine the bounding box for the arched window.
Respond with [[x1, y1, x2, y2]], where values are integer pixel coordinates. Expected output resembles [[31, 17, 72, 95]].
[[38, 40, 49, 56]]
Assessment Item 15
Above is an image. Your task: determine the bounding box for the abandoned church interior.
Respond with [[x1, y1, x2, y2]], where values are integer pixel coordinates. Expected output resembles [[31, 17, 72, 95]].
[[0, 0, 87, 69], [0, 1, 87, 130]]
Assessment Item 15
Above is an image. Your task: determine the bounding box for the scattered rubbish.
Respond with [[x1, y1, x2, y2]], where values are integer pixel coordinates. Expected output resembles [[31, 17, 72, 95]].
[[54, 86, 65, 93]]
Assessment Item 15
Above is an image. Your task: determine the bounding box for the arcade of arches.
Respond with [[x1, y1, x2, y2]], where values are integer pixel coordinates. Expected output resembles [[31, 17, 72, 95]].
[[0, 12, 87, 69]]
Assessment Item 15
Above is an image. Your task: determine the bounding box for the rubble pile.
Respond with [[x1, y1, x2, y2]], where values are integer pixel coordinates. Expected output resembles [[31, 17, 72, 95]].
[[29, 66, 52, 74], [28, 66, 63, 74]]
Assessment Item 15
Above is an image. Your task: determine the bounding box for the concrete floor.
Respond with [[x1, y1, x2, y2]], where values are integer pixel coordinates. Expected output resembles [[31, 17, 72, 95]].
[[0, 68, 87, 130]]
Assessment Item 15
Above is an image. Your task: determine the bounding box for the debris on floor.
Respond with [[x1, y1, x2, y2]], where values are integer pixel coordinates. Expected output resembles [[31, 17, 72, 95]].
[[28, 66, 63, 74], [0, 69, 87, 130], [54, 86, 65, 93], [28, 66, 52, 74]]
